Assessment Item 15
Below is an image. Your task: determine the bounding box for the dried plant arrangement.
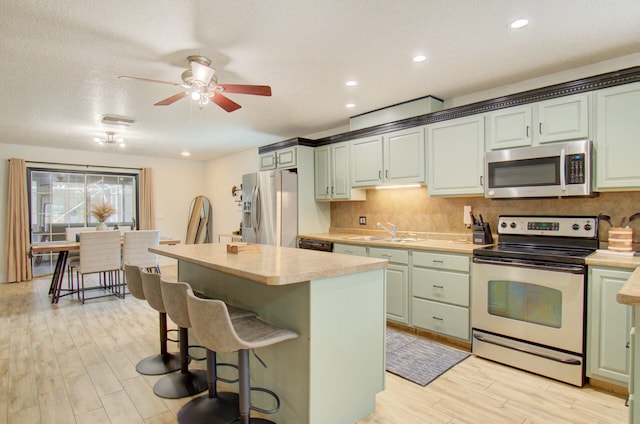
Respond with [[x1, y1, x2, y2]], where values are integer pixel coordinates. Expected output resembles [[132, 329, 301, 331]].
[[90, 201, 117, 223]]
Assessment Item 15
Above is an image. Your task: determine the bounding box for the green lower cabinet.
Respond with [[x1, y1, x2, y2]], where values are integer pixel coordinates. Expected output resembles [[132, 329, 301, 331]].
[[410, 251, 470, 341], [587, 267, 633, 386], [370, 247, 409, 325]]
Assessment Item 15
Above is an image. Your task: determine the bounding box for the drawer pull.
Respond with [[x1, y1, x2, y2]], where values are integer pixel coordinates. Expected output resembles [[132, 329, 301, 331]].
[[433, 284, 444, 288], [345, 250, 353, 254], [432, 260, 444, 264], [432, 316, 443, 321], [381, 254, 393, 258]]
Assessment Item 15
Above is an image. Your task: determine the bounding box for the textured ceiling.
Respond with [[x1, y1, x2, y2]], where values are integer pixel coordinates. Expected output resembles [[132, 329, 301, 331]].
[[0, 0, 638, 160]]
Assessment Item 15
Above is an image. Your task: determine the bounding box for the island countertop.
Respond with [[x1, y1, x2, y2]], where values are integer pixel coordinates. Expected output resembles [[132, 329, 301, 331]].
[[150, 243, 387, 286]]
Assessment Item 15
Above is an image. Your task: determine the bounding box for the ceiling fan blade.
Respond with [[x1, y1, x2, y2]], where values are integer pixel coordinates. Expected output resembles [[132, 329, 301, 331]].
[[216, 84, 272, 96], [119, 75, 183, 87], [209, 93, 242, 112], [191, 61, 215, 85], [154, 92, 188, 106]]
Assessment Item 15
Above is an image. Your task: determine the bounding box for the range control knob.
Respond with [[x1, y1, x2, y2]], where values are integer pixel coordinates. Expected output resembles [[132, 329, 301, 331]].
[[584, 224, 592, 231], [572, 224, 580, 231], [510, 222, 517, 229], [500, 222, 507, 228]]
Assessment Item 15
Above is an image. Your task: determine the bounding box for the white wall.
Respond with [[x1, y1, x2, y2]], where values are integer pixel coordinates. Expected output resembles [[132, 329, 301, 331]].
[[204, 148, 259, 239], [0, 143, 206, 282]]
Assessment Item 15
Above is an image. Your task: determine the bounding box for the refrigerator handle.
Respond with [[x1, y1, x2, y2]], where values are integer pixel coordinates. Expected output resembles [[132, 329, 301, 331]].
[[251, 185, 261, 231]]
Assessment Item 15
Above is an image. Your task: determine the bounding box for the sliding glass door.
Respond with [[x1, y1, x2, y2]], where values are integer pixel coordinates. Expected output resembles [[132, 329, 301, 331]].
[[29, 169, 138, 276]]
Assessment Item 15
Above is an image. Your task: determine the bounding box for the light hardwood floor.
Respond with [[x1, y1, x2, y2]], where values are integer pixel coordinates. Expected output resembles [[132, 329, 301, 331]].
[[0, 270, 628, 424]]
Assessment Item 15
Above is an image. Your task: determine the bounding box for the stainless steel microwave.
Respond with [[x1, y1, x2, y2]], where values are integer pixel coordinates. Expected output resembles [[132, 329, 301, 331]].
[[485, 139, 592, 199]]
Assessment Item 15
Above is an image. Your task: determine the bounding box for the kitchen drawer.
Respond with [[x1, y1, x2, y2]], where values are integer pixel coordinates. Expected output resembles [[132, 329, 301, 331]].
[[333, 243, 367, 257], [369, 247, 409, 264], [412, 267, 469, 307], [412, 251, 469, 272], [412, 298, 469, 341]]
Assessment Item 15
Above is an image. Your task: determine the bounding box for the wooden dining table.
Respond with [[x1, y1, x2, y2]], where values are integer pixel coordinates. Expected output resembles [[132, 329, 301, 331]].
[[31, 237, 180, 304]]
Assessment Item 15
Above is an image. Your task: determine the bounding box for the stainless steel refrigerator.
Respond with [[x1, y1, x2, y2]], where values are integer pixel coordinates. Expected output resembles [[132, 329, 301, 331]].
[[241, 170, 298, 247]]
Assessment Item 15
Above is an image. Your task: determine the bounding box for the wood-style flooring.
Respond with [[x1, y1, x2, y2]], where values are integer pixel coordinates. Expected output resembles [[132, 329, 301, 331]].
[[0, 268, 628, 424]]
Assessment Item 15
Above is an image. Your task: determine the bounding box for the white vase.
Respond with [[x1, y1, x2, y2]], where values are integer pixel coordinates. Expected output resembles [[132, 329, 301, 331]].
[[96, 222, 108, 231]]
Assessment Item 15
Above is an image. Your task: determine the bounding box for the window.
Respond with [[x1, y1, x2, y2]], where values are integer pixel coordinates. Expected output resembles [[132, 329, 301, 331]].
[[29, 168, 138, 276]]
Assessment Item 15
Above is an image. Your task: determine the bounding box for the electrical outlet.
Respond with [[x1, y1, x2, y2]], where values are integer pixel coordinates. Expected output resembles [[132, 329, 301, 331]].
[[359, 216, 367, 225], [463, 206, 473, 226]]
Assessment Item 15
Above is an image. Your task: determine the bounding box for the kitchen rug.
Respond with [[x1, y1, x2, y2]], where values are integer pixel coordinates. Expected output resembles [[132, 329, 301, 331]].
[[386, 328, 470, 386]]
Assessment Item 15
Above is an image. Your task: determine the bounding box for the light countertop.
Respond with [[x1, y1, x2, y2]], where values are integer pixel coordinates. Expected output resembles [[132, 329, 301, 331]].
[[150, 243, 387, 286], [298, 232, 489, 254]]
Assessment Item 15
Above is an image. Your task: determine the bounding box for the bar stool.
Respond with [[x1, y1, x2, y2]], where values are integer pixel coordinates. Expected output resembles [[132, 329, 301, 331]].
[[186, 289, 298, 424], [141, 270, 206, 399], [170, 283, 257, 424], [124, 265, 181, 375]]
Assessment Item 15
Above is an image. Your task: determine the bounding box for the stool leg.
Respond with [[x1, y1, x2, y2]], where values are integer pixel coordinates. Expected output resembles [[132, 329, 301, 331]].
[[176, 349, 240, 424], [135, 312, 181, 375], [152, 327, 207, 399], [238, 349, 251, 424]]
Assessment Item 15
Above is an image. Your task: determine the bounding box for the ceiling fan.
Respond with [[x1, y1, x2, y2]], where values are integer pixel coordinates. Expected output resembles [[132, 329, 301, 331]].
[[119, 55, 272, 112]]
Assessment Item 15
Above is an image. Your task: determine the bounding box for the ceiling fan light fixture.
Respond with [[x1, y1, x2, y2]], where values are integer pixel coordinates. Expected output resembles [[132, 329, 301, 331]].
[[191, 90, 201, 101]]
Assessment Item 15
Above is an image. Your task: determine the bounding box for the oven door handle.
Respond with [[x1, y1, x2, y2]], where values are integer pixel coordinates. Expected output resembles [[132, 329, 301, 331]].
[[473, 332, 582, 365], [473, 256, 585, 273]]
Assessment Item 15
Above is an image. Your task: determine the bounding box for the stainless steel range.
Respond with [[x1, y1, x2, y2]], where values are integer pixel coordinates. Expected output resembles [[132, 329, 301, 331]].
[[471, 215, 599, 386]]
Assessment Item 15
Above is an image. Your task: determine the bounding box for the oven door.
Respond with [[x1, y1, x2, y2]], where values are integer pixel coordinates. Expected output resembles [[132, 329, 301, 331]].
[[472, 258, 585, 354]]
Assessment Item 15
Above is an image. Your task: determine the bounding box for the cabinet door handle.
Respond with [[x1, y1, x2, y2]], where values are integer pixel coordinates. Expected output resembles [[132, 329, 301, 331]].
[[331, 186, 334, 194], [432, 316, 443, 321], [539, 122, 543, 134], [526, 125, 530, 138], [433, 284, 444, 288], [385, 170, 390, 179], [480, 175, 483, 187], [378, 170, 382, 180], [326, 187, 329, 194]]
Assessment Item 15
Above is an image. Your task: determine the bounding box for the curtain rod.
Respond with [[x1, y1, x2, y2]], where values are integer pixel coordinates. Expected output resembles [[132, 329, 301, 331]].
[[22, 160, 142, 171]]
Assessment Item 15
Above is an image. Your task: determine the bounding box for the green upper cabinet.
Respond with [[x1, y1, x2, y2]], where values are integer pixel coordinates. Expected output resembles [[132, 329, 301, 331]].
[[487, 93, 590, 150], [315, 142, 365, 201], [594, 82, 640, 191], [350, 127, 426, 187], [427, 115, 485, 197], [259, 146, 297, 170]]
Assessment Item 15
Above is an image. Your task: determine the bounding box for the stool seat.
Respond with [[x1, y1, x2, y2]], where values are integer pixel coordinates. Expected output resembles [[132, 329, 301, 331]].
[[124, 265, 180, 375], [186, 289, 298, 424]]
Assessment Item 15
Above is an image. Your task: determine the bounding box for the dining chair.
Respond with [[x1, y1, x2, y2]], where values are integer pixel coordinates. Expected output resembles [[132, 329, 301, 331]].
[[72, 231, 122, 303], [123, 230, 161, 271]]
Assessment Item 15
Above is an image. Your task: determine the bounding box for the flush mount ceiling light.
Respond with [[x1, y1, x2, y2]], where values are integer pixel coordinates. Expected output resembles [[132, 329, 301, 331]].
[[181, 151, 191, 157], [510, 18, 529, 29], [345, 80, 357, 87], [95, 131, 125, 147], [101, 114, 135, 126], [412, 55, 427, 63], [345, 103, 356, 108]]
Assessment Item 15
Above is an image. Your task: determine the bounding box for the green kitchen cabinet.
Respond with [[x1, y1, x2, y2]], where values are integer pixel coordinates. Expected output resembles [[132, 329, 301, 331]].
[[370, 247, 410, 324], [411, 250, 471, 341], [315, 142, 365, 201], [333, 243, 367, 257], [259, 146, 298, 170], [588, 266, 632, 386], [350, 127, 426, 187], [486, 93, 590, 150], [594, 82, 640, 191], [427, 115, 485, 197]]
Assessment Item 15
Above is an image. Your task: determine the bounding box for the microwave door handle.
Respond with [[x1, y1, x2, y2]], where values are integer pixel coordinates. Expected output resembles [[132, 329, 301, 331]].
[[560, 148, 567, 192]]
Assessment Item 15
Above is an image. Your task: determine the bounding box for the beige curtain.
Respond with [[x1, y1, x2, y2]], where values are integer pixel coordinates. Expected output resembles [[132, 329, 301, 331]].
[[6, 158, 32, 283], [139, 167, 155, 230]]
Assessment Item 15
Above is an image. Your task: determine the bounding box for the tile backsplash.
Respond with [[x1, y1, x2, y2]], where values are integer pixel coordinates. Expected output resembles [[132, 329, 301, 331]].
[[330, 186, 640, 244]]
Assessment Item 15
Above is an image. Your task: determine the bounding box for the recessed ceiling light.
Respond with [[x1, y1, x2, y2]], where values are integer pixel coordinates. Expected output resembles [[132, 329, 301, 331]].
[[346, 103, 356, 108], [181, 151, 191, 157], [345, 80, 357, 87], [510, 18, 529, 29], [413, 55, 426, 63]]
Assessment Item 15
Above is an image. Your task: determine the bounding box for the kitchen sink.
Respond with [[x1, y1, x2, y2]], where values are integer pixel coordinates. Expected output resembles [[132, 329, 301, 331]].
[[346, 236, 425, 243]]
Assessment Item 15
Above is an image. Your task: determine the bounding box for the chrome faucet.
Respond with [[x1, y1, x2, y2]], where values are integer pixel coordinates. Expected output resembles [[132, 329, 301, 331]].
[[376, 222, 397, 239]]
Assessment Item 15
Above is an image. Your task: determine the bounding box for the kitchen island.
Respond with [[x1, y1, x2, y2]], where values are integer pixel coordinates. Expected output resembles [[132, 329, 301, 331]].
[[150, 243, 388, 424]]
